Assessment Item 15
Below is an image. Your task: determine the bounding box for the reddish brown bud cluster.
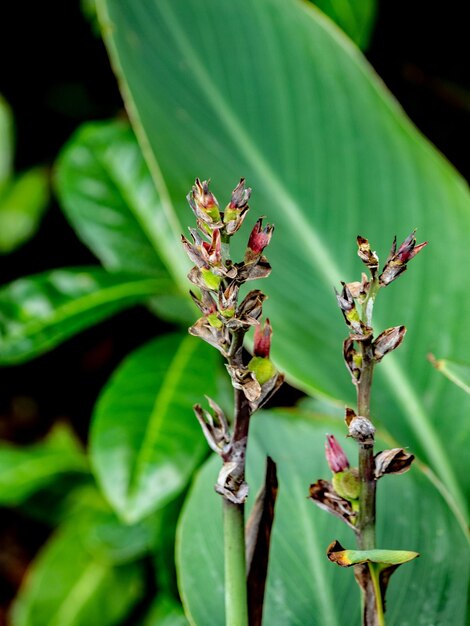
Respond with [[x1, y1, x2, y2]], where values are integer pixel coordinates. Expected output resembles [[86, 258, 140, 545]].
[[182, 178, 283, 504]]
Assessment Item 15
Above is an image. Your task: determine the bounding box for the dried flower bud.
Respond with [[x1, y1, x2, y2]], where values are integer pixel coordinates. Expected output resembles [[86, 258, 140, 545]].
[[325, 434, 350, 473], [309, 479, 356, 529], [235, 290, 266, 326], [374, 448, 415, 478], [187, 178, 221, 225], [189, 316, 231, 356], [379, 231, 428, 287], [346, 273, 369, 300], [357, 236, 379, 274], [343, 338, 362, 383], [193, 397, 230, 455], [245, 218, 274, 262], [335, 283, 368, 336], [347, 415, 375, 444], [372, 326, 406, 362], [236, 257, 272, 282], [190, 289, 217, 316], [224, 178, 251, 235]]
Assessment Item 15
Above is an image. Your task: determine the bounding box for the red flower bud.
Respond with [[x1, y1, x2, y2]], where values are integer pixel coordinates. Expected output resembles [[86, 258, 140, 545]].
[[246, 218, 274, 261], [253, 318, 272, 358], [325, 434, 350, 473]]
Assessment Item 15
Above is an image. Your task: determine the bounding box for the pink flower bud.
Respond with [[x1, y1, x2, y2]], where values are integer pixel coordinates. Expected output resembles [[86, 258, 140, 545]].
[[325, 434, 350, 473], [253, 318, 272, 358]]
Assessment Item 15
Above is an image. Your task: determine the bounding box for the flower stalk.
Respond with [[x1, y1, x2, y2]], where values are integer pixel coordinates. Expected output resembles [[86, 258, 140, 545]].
[[310, 232, 425, 625], [183, 178, 283, 626]]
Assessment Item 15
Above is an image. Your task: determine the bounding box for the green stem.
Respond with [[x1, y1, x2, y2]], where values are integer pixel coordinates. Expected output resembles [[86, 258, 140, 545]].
[[369, 565, 385, 626], [224, 499, 249, 626]]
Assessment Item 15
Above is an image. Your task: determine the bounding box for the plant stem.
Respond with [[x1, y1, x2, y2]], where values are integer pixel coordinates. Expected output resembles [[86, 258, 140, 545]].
[[369, 566, 385, 626], [222, 370, 252, 625], [357, 348, 376, 551], [356, 277, 382, 625], [224, 499, 249, 626]]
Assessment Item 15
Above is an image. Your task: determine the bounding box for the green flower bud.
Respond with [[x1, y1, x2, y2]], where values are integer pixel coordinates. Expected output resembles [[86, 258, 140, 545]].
[[201, 268, 221, 290], [332, 469, 360, 502], [248, 355, 276, 385]]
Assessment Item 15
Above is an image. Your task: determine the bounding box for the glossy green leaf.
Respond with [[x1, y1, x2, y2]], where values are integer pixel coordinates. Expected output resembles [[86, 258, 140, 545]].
[[0, 424, 88, 506], [0, 167, 49, 254], [10, 520, 144, 626], [313, 0, 376, 49], [0, 94, 13, 187], [177, 410, 469, 625], [55, 119, 187, 283], [0, 267, 172, 364], [91, 333, 218, 523], [55, 120, 193, 323], [429, 355, 470, 395], [97, 0, 470, 513]]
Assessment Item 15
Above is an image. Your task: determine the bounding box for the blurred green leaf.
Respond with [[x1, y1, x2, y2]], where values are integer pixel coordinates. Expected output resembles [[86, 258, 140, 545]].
[[0, 424, 88, 506], [91, 333, 218, 523], [73, 491, 156, 564], [55, 120, 187, 284], [177, 410, 469, 625], [0, 268, 172, 364], [429, 354, 470, 395], [10, 520, 144, 626], [97, 0, 470, 514], [143, 597, 188, 626], [313, 0, 376, 49], [0, 94, 13, 188], [0, 167, 49, 254]]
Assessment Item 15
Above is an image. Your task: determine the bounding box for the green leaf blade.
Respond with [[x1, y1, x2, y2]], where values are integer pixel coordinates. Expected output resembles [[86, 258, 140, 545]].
[[91, 333, 218, 523], [11, 521, 144, 626], [97, 0, 470, 512], [0, 268, 171, 364], [177, 410, 469, 625]]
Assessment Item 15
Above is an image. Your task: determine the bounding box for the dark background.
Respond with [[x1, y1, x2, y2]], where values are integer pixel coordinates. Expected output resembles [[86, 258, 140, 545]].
[[0, 0, 468, 621]]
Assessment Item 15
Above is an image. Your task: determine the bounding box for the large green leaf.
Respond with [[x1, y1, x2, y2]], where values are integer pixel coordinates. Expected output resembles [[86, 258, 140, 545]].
[[55, 120, 185, 282], [177, 410, 469, 625], [10, 520, 144, 626], [90, 333, 218, 523], [0, 267, 171, 364], [97, 0, 470, 513], [0, 424, 88, 506], [313, 0, 376, 49]]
